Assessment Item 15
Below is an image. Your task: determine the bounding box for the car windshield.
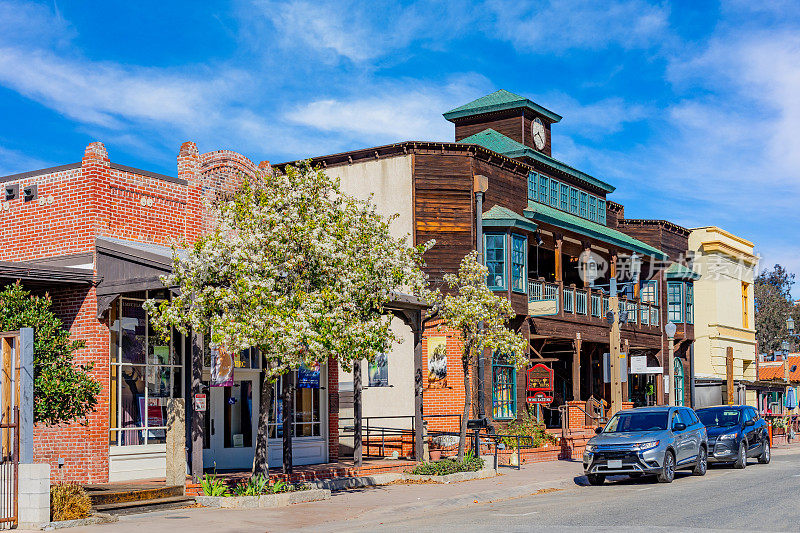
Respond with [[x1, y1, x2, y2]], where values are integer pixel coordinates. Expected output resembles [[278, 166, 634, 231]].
[[698, 409, 740, 427], [602, 411, 668, 433]]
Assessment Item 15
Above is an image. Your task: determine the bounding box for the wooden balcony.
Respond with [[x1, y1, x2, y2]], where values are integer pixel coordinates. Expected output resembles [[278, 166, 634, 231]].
[[527, 279, 662, 336]]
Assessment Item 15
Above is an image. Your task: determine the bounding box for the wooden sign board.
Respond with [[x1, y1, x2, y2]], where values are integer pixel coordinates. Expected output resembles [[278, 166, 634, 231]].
[[528, 299, 559, 317], [527, 391, 554, 405], [527, 363, 554, 392]]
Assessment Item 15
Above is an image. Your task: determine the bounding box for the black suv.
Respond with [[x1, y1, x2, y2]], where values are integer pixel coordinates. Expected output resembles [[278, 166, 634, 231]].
[[696, 405, 770, 468]]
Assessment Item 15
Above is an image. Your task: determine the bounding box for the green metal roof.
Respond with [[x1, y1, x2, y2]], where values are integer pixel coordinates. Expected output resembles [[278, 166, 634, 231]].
[[665, 262, 701, 280], [482, 205, 538, 233], [458, 129, 615, 194], [443, 90, 562, 123], [523, 201, 668, 260]]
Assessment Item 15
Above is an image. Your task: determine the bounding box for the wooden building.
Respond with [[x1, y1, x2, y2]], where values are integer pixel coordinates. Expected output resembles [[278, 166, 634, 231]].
[[287, 90, 673, 429]]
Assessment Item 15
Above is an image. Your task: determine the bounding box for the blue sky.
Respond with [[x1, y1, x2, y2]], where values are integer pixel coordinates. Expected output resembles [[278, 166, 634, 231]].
[[2, 1, 800, 293]]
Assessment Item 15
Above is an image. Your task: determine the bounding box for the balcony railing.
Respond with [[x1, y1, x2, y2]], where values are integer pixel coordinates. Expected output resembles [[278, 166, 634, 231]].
[[527, 279, 661, 330]]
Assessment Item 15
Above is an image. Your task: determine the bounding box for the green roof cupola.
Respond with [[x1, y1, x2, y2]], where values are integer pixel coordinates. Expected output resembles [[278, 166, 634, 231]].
[[444, 90, 561, 156]]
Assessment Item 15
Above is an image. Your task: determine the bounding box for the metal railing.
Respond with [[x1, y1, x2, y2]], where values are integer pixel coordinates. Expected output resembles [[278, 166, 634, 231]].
[[526, 279, 661, 329]]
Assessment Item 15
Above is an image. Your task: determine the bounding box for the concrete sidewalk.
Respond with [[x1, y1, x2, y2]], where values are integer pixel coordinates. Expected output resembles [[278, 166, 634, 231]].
[[28, 459, 586, 533], [29, 450, 797, 532]]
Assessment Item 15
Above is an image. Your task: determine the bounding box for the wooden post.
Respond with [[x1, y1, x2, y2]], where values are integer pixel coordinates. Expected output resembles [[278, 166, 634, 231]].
[[727, 346, 735, 405], [353, 360, 363, 467], [412, 313, 424, 462], [0, 336, 13, 458], [572, 333, 582, 401], [622, 339, 630, 403], [610, 294, 622, 415], [554, 235, 563, 282], [190, 331, 204, 483], [582, 242, 591, 288], [19, 328, 33, 464], [610, 252, 617, 280]]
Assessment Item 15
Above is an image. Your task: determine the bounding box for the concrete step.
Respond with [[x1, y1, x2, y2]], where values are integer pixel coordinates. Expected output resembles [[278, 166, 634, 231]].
[[92, 495, 196, 515], [86, 485, 184, 506]]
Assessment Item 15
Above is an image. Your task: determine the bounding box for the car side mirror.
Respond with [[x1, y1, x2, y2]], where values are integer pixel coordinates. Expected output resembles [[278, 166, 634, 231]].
[[595, 427, 603, 434], [745, 419, 755, 427], [673, 422, 687, 432]]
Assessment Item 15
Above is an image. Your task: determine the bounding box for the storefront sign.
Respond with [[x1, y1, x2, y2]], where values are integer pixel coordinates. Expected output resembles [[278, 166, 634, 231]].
[[630, 355, 663, 374], [528, 299, 559, 316], [427, 336, 448, 387], [194, 393, 207, 412], [368, 353, 389, 387], [526, 363, 554, 404], [298, 363, 320, 389]]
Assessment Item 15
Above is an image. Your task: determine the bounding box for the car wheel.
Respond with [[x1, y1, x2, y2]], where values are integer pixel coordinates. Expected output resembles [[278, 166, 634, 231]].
[[758, 439, 771, 464], [587, 474, 605, 486], [734, 442, 747, 469], [658, 451, 675, 483], [693, 446, 707, 476]]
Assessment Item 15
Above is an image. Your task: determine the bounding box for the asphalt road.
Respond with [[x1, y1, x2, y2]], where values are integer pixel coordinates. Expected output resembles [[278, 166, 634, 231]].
[[342, 449, 800, 533]]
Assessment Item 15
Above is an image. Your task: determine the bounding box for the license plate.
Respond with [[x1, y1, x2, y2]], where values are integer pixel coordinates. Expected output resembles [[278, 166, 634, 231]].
[[607, 459, 622, 469]]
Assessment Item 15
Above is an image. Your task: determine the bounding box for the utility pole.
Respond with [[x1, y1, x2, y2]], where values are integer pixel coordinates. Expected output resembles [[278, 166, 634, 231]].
[[609, 278, 622, 415], [665, 322, 677, 406]]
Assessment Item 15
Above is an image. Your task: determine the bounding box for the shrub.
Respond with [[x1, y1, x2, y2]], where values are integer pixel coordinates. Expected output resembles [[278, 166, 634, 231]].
[[496, 409, 559, 450], [200, 473, 230, 496], [411, 451, 484, 475], [50, 483, 91, 522]]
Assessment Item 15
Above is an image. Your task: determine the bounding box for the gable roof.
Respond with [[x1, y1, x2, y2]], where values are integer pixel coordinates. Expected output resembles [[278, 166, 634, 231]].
[[524, 201, 668, 260], [482, 205, 538, 233], [665, 262, 701, 281], [443, 90, 562, 123], [458, 128, 615, 194]]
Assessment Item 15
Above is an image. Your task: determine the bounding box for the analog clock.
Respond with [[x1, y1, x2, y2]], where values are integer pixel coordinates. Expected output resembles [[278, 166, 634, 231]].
[[531, 117, 546, 150]]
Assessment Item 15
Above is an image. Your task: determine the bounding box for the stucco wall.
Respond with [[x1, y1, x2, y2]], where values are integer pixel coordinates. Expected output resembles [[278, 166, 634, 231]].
[[326, 155, 414, 242], [689, 226, 757, 381]]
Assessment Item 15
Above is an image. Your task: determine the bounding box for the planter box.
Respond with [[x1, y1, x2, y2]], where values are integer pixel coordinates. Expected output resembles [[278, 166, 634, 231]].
[[402, 467, 496, 484], [195, 489, 330, 509]]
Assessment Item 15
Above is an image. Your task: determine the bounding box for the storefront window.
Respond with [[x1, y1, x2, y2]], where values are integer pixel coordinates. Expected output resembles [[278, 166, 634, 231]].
[[109, 294, 183, 446], [268, 365, 324, 438], [492, 360, 516, 420]]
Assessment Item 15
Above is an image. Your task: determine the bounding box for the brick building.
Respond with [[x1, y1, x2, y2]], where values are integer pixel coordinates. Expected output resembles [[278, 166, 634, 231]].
[[0, 141, 345, 482]]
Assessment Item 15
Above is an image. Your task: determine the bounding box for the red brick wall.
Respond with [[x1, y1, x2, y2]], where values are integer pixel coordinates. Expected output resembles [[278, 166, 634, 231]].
[[1, 141, 282, 482], [327, 360, 339, 463]]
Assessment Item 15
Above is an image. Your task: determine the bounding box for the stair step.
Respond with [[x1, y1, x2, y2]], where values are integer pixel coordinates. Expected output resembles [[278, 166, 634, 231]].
[[87, 485, 184, 506], [93, 496, 196, 515]]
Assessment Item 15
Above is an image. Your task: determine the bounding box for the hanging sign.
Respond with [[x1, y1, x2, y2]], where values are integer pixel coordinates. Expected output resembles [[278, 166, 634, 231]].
[[528, 299, 559, 316], [211, 343, 234, 387], [297, 363, 320, 389], [526, 363, 554, 404]]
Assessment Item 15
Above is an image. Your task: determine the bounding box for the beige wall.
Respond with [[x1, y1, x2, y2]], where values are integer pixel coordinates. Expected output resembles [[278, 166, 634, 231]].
[[326, 155, 414, 241], [338, 316, 415, 429], [689, 226, 758, 382]]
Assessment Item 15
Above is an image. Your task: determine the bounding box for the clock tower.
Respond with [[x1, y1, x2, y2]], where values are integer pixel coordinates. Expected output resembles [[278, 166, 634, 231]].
[[443, 89, 561, 157]]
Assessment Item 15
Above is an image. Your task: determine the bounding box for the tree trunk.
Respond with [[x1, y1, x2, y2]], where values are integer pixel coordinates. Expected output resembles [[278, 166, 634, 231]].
[[458, 356, 471, 461], [252, 373, 273, 477]]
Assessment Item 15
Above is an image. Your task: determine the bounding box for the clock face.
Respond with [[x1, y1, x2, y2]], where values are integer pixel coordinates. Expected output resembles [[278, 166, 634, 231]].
[[531, 117, 546, 150]]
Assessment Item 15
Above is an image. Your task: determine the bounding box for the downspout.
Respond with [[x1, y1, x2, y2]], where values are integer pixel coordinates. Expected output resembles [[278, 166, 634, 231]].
[[474, 175, 489, 419]]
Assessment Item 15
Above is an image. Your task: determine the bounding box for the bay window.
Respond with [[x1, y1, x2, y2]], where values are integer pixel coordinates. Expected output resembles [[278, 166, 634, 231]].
[[511, 234, 527, 293], [484, 233, 507, 290]]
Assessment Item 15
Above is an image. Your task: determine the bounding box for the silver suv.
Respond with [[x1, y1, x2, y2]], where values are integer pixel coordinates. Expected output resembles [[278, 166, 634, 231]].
[[583, 406, 708, 485]]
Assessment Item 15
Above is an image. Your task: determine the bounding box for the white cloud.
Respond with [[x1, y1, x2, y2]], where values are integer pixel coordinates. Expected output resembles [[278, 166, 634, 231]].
[[483, 0, 670, 53], [0, 145, 49, 177], [284, 75, 492, 144]]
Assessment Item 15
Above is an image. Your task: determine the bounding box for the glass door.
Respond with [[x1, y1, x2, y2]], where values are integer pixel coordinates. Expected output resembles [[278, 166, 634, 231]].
[[203, 372, 259, 470]]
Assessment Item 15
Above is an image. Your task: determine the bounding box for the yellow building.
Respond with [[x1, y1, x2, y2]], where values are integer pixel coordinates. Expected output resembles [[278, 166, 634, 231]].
[[688, 226, 758, 407]]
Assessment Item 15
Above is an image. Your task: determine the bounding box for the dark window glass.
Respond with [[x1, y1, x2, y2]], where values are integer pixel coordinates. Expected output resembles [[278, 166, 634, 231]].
[[604, 411, 668, 432], [697, 408, 741, 427]]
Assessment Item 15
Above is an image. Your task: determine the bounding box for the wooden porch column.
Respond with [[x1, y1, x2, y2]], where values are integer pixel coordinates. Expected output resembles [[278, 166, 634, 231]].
[[554, 234, 563, 282], [353, 359, 363, 467], [572, 333, 582, 401], [622, 339, 630, 402], [582, 241, 591, 288], [610, 251, 618, 280], [190, 331, 204, 483]]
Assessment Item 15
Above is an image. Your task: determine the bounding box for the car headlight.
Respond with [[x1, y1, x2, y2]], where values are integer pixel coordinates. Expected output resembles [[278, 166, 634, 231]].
[[630, 440, 660, 451], [585, 444, 596, 453], [717, 432, 738, 440]]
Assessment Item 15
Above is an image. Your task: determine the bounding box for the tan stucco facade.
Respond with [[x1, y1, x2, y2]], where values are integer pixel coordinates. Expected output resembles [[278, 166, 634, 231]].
[[688, 227, 758, 400]]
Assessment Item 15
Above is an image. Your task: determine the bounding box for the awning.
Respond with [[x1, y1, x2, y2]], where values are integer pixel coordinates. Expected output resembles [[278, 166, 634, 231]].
[[94, 237, 186, 317], [0, 261, 94, 287], [482, 205, 538, 233], [523, 200, 668, 260]]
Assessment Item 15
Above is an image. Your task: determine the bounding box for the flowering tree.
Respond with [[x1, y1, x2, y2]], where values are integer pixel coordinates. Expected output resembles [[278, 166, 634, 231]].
[[145, 162, 430, 475], [434, 251, 528, 460]]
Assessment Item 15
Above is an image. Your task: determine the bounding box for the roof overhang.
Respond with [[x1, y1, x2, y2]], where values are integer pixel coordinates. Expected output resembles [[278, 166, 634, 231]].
[[0, 261, 95, 287]]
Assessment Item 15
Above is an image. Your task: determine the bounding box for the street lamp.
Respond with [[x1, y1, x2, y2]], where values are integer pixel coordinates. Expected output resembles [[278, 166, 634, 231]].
[[787, 316, 795, 335], [665, 322, 677, 406]]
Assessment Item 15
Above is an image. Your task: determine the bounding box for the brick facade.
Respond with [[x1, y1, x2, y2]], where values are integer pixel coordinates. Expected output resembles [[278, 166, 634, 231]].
[[1, 141, 338, 482]]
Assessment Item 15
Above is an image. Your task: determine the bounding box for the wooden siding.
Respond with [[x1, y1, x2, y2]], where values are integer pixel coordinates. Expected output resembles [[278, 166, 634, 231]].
[[453, 109, 554, 157], [414, 153, 474, 285]]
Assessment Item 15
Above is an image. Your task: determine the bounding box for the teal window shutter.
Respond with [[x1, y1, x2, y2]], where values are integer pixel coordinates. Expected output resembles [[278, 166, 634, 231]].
[[569, 187, 579, 214], [579, 192, 588, 218], [549, 179, 559, 207], [539, 175, 548, 204], [560, 184, 569, 211], [685, 283, 694, 324], [597, 199, 606, 224], [588, 196, 597, 221], [528, 173, 537, 201], [667, 281, 683, 323]]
